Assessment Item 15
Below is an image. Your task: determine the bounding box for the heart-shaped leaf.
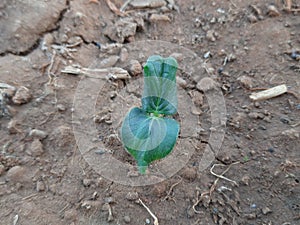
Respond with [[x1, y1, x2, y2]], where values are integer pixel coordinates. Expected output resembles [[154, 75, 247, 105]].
[[121, 107, 180, 173], [142, 55, 178, 115]]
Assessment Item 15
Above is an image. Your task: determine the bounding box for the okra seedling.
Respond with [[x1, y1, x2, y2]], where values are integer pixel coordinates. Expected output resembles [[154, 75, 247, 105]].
[[121, 55, 180, 174]]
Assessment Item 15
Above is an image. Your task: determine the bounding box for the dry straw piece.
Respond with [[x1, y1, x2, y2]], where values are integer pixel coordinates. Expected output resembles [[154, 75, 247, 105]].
[[249, 84, 287, 101]]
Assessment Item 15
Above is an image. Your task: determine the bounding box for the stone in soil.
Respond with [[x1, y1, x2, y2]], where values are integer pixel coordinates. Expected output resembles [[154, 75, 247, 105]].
[[241, 175, 250, 186], [149, 14, 171, 22], [27, 139, 44, 157], [36, 180, 46, 192], [267, 5, 280, 17], [120, 48, 129, 62], [262, 206, 272, 215], [56, 104, 66, 111], [129, 0, 166, 9], [196, 77, 218, 92], [29, 129, 48, 140], [50, 125, 74, 149], [0, 164, 5, 176], [7, 119, 18, 134], [248, 14, 258, 23], [189, 90, 204, 106], [12, 86, 32, 105], [151, 182, 167, 197], [237, 75, 253, 89], [125, 191, 139, 201], [6, 166, 31, 183], [98, 55, 120, 68], [124, 215, 131, 223], [176, 76, 187, 88], [128, 59, 142, 76], [206, 30, 216, 42], [64, 208, 78, 221], [104, 18, 138, 43], [181, 167, 197, 181]]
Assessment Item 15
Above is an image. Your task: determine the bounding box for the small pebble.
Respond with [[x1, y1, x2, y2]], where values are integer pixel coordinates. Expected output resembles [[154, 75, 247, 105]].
[[99, 56, 119, 68], [145, 218, 151, 224], [124, 215, 131, 223], [56, 104, 66, 111], [206, 30, 216, 42], [119, 48, 129, 62], [262, 206, 272, 215], [191, 106, 202, 115], [152, 182, 167, 197], [125, 192, 139, 201], [244, 213, 256, 219], [267, 5, 280, 17], [82, 178, 92, 187], [291, 51, 300, 60], [176, 76, 187, 88], [248, 112, 264, 119], [149, 14, 170, 22], [254, 102, 260, 108], [187, 207, 195, 218], [12, 86, 32, 105], [104, 196, 114, 203], [196, 77, 218, 92], [29, 129, 48, 140], [280, 116, 290, 124], [248, 14, 258, 23], [28, 139, 44, 157], [0, 164, 5, 176], [181, 167, 197, 181], [237, 76, 253, 89], [217, 67, 224, 74], [64, 209, 78, 221], [281, 128, 299, 139], [241, 175, 250, 185], [7, 120, 18, 134], [2, 86, 16, 98], [203, 51, 211, 59], [130, 0, 166, 9], [128, 59, 142, 76], [36, 180, 45, 192], [6, 166, 30, 183], [268, 147, 275, 153], [250, 4, 263, 17]]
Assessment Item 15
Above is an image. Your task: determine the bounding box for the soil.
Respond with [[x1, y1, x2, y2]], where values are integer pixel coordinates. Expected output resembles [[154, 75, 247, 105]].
[[0, 0, 300, 225]]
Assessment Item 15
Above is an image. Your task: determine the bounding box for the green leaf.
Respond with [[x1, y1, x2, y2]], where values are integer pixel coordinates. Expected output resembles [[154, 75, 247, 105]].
[[121, 107, 180, 173], [142, 55, 178, 115]]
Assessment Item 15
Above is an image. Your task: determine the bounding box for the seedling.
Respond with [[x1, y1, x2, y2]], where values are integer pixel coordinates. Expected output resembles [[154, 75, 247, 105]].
[[121, 55, 180, 174]]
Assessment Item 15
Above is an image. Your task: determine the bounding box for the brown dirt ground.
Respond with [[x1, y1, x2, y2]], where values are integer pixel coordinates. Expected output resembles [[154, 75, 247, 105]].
[[0, 0, 300, 225]]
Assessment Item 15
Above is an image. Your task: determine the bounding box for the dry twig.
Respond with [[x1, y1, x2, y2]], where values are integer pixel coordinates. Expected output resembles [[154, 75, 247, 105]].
[[138, 198, 159, 225], [105, 0, 125, 16], [21, 193, 39, 201], [120, 0, 132, 12], [61, 65, 130, 80], [164, 177, 182, 202], [210, 162, 239, 186], [249, 84, 287, 101], [192, 162, 239, 213], [13, 215, 18, 225], [47, 50, 56, 85]]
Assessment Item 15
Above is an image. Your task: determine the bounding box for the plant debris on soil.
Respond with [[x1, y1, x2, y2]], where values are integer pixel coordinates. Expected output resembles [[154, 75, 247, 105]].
[[0, 0, 299, 225]]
